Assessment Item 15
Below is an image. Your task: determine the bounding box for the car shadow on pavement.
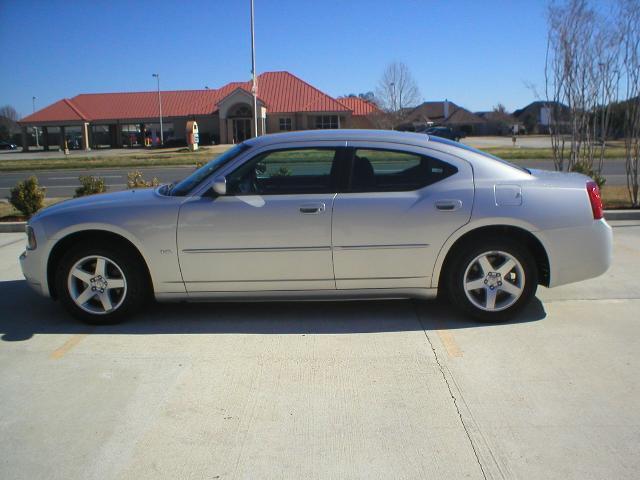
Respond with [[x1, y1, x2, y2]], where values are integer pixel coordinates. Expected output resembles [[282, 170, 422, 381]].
[[0, 279, 546, 342]]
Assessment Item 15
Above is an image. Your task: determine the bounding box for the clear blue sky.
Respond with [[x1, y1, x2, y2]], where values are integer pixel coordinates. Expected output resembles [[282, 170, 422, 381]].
[[0, 0, 551, 118]]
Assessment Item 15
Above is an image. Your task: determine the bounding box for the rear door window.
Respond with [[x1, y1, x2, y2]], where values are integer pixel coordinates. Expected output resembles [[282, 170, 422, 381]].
[[349, 148, 458, 192]]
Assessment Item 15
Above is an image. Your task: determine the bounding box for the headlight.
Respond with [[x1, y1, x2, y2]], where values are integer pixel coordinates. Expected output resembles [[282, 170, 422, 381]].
[[26, 225, 37, 250]]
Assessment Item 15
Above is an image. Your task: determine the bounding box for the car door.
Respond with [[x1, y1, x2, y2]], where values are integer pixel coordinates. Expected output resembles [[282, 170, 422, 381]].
[[332, 142, 474, 289], [177, 144, 347, 293]]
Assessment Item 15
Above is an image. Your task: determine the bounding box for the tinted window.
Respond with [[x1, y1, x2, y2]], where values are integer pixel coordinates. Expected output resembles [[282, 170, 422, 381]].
[[350, 148, 458, 192], [428, 135, 530, 174], [171, 143, 249, 196], [227, 148, 340, 195]]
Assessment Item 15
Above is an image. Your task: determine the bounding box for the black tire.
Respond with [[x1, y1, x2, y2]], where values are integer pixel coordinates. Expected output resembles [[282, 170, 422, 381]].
[[55, 243, 148, 324], [446, 238, 538, 322]]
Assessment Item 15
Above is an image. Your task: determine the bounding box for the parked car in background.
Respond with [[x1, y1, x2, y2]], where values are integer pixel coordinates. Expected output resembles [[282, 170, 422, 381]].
[[20, 130, 612, 324], [423, 126, 465, 141], [0, 140, 17, 150]]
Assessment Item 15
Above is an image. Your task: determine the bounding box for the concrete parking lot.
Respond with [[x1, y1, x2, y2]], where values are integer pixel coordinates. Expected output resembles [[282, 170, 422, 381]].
[[1, 221, 639, 479]]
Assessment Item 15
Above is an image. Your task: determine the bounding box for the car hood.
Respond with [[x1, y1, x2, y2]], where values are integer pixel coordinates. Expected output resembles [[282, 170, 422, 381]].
[[32, 187, 162, 220]]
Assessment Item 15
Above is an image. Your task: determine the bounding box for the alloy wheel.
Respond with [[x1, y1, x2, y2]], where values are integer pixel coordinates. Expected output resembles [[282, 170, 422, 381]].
[[67, 255, 127, 315], [463, 250, 525, 312]]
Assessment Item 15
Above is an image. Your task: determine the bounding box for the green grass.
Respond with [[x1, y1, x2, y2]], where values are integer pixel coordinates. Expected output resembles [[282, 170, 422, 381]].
[[0, 149, 224, 172], [482, 147, 627, 160], [600, 185, 637, 208], [0, 197, 65, 221]]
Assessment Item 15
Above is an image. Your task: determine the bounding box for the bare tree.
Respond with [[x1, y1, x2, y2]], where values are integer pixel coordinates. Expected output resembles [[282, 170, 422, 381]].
[[543, 0, 622, 175], [589, 15, 621, 175], [375, 62, 421, 128], [0, 105, 20, 142], [0, 105, 19, 122], [618, 0, 640, 206], [493, 103, 508, 114]]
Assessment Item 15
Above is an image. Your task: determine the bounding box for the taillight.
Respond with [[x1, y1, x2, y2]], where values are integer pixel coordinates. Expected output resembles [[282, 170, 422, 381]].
[[26, 225, 37, 250], [586, 181, 603, 220]]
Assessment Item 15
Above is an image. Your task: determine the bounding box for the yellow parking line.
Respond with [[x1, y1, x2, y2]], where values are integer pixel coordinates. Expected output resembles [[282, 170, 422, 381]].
[[436, 329, 463, 358], [50, 332, 90, 359]]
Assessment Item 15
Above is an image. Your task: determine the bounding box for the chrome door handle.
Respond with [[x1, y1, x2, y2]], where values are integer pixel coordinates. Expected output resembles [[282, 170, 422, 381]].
[[299, 203, 326, 214], [435, 200, 463, 211]]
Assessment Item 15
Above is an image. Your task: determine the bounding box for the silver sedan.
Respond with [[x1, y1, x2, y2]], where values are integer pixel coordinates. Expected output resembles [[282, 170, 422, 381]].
[[20, 130, 612, 323]]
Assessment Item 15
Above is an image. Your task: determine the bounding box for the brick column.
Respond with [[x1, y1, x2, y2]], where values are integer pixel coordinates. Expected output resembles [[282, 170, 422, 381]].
[[82, 122, 91, 151]]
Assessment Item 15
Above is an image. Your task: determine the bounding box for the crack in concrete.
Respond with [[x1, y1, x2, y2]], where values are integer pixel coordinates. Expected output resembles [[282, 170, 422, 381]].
[[0, 238, 25, 249], [413, 305, 489, 480]]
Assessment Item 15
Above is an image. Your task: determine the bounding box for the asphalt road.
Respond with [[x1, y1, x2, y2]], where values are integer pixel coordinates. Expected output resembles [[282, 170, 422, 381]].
[[0, 166, 195, 198], [0, 221, 639, 479], [0, 159, 631, 197]]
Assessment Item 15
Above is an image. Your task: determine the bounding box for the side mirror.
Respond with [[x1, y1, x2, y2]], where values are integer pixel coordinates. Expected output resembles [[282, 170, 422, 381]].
[[212, 176, 227, 196]]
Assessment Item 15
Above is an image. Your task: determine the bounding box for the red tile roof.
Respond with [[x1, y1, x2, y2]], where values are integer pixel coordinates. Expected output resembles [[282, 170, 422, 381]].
[[254, 71, 349, 113], [337, 97, 381, 116], [21, 98, 90, 123], [20, 71, 349, 124]]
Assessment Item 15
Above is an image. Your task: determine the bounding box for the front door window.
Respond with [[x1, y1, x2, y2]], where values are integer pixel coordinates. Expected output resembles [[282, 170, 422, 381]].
[[226, 148, 342, 195]]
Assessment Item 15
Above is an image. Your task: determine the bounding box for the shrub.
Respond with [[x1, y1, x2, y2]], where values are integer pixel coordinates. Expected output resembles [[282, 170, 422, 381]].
[[570, 162, 606, 189], [127, 170, 160, 189], [9, 176, 46, 217], [74, 176, 107, 197]]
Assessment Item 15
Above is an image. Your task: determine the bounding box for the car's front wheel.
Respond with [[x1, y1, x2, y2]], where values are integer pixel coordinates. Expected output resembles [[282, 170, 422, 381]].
[[447, 239, 538, 321], [55, 244, 147, 324]]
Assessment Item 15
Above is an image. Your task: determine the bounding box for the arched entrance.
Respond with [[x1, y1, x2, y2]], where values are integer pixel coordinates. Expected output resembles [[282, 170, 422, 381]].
[[228, 104, 252, 143]]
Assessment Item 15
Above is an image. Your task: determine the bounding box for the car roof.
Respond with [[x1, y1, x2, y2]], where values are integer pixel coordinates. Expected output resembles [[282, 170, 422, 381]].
[[243, 129, 529, 178], [245, 129, 432, 148]]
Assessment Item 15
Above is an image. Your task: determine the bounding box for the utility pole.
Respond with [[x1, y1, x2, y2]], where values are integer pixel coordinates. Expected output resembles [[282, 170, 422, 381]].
[[32, 96, 39, 148], [250, 0, 258, 137], [152, 73, 164, 146]]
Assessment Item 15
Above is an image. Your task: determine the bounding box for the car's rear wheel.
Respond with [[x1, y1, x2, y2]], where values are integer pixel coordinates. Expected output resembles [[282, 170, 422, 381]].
[[55, 244, 147, 324], [447, 239, 538, 321]]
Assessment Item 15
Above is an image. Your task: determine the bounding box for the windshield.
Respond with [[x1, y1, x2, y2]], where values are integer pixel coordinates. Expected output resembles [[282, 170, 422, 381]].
[[170, 143, 250, 196]]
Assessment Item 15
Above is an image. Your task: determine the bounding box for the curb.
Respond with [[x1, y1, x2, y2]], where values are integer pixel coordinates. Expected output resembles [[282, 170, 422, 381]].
[[604, 210, 640, 221], [0, 222, 27, 233]]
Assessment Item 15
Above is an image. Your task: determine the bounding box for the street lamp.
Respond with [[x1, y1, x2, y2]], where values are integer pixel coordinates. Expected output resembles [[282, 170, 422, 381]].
[[152, 73, 164, 146], [32, 96, 39, 148]]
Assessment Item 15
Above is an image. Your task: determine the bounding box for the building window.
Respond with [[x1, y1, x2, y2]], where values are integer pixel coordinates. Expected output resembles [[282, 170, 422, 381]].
[[315, 115, 339, 129], [279, 118, 292, 131]]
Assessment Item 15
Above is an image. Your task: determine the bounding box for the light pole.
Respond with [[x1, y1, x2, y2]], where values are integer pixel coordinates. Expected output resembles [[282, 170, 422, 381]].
[[152, 73, 164, 146], [250, 0, 258, 137], [32, 96, 39, 148]]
